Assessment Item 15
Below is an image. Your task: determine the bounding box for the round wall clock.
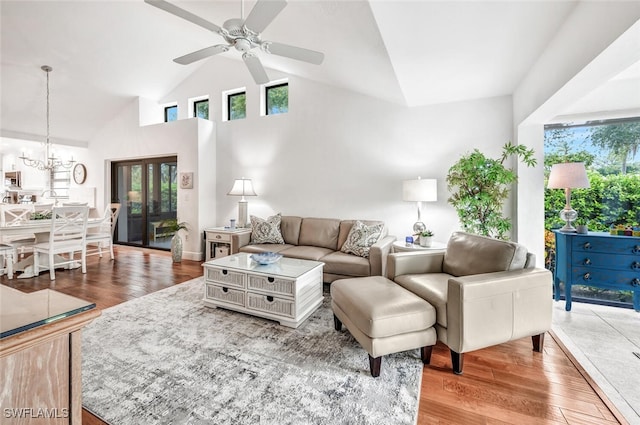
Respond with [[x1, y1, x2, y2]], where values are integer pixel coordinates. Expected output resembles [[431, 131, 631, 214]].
[[73, 163, 87, 184]]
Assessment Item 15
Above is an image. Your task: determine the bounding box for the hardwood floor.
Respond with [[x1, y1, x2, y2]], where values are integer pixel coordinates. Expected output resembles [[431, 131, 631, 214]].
[[1, 246, 625, 425]]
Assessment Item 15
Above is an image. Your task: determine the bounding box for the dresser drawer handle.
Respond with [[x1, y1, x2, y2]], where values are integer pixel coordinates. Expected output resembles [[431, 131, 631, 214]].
[[267, 277, 275, 283], [222, 287, 229, 293], [583, 258, 591, 266], [583, 242, 592, 250], [632, 262, 640, 271], [222, 269, 228, 275], [634, 245, 640, 254], [632, 278, 640, 287], [583, 273, 592, 281], [266, 296, 274, 302], [216, 234, 222, 239]]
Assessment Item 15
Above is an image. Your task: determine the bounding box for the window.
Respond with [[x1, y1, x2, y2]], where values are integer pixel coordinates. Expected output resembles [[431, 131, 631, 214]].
[[164, 105, 177, 122], [194, 99, 209, 119], [228, 92, 246, 120], [266, 83, 288, 115]]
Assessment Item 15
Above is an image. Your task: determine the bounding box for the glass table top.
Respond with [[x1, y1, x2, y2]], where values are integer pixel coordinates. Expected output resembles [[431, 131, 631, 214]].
[[0, 285, 96, 339], [204, 253, 323, 279]]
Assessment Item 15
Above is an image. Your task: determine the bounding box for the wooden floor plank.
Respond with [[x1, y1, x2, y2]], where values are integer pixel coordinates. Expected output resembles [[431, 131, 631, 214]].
[[1, 246, 623, 425]]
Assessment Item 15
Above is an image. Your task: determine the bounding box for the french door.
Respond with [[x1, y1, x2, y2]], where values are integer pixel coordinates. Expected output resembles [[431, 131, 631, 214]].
[[111, 156, 178, 249]]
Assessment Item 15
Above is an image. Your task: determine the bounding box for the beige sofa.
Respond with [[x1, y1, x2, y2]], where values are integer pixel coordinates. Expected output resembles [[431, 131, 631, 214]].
[[237, 216, 396, 283], [387, 231, 553, 374]]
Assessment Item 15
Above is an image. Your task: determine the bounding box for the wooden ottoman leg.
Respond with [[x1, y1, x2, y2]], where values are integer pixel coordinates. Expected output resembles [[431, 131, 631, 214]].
[[369, 355, 381, 377], [421, 346, 433, 365], [532, 333, 545, 352], [333, 314, 342, 331], [451, 350, 464, 375]]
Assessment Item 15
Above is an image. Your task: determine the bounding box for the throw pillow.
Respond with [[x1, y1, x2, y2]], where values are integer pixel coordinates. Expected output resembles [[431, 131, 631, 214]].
[[250, 213, 285, 244], [340, 220, 383, 258]]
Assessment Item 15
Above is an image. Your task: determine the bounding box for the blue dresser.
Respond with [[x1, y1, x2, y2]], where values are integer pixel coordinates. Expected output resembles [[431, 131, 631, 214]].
[[553, 231, 640, 311]]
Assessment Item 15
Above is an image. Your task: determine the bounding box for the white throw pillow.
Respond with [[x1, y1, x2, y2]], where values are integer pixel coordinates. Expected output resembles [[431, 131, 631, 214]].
[[250, 214, 285, 244], [340, 220, 383, 258]]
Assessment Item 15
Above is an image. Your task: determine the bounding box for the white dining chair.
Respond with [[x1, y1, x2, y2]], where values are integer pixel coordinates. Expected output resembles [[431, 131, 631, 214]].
[[85, 203, 121, 259], [33, 205, 89, 280], [0, 203, 36, 258], [0, 244, 14, 279]]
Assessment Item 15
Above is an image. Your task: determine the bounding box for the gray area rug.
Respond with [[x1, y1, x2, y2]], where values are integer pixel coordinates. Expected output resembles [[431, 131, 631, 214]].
[[82, 277, 423, 425]]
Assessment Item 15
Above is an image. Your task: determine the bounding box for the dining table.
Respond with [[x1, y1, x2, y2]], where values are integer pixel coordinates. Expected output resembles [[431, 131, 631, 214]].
[[0, 210, 102, 279]]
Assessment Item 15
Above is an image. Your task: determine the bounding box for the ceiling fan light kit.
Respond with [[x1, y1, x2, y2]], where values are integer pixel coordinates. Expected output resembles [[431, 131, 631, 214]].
[[145, 0, 324, 84]]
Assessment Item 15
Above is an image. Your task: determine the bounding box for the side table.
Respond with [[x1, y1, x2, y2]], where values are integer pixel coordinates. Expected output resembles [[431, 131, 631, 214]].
[[392, 240, 447, 253], [204, 227, 252, 261]]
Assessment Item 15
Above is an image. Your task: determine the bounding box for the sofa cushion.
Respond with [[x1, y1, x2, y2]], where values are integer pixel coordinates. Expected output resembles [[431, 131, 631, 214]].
[[321, 251, 371, 277], [279, 245, 334, 261], [443, 232, 528, 277], [280, 216, 303, 245], [394, 273, 451, 328], [340, 220, 383, 258], [298, 218, 340, 250], [337, 220, 386, 249], [239, 243, 294, 254], [250, 214, 285, 244]]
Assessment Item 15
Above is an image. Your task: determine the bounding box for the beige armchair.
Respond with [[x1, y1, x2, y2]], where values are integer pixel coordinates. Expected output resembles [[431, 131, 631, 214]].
[[387, 231, 553, 374]]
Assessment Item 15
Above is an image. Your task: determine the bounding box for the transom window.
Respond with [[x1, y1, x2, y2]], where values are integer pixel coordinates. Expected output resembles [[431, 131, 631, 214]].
[[228, 92, 246, 120], [194, 99, 209, 119], [164, 105, 177, 122], [266, 83, 288, 115]]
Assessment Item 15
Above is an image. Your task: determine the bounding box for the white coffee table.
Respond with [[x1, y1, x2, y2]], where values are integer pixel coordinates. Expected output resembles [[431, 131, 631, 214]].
[[202, 253, 324, 328]]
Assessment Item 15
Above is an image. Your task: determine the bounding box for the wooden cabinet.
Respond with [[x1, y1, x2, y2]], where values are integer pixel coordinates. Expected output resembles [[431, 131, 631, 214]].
[[553, 231, 640, 311]]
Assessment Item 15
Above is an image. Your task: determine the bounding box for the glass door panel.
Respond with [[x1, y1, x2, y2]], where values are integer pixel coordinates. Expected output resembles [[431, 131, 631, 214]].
[[111, 157, 177, 250]]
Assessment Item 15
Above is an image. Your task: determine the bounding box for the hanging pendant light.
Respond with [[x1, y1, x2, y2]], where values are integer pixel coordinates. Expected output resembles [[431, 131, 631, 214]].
[[19, 65, 75, 171]]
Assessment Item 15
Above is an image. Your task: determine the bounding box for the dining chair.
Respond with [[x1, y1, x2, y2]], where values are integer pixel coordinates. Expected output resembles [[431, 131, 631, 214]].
[[0, 244, 14, 279], [33, 205, 89, 280], [0, 203, 36, 259], [85, 203, 121, 259]]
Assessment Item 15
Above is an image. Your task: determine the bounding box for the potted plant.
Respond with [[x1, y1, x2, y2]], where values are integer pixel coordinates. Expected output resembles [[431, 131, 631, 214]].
[[446, 142, 536, 239], [418, 230, 434, 247], [161, 219, 189, 262], [575, 218, 589, 234]]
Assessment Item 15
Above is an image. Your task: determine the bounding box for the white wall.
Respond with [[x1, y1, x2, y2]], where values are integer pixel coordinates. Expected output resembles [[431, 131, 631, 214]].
[[513, 4, 640, 263], [89, 98, 216, 260], [158, 57, 514, 242]]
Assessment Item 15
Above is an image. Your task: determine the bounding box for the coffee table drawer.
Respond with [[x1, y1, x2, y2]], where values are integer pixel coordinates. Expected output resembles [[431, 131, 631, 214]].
[[247, 275, 295, 297], [206, 284, 245, 307], [205, 267, 245, 288], [247, 293, 294, 318]]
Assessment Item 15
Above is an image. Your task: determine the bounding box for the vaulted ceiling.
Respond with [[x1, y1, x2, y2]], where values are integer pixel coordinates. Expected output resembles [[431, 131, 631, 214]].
[[1, 0, 638, 148]]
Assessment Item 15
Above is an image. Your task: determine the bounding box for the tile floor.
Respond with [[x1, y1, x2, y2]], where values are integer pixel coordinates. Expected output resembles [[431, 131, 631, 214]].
[[552, 301, 640, 425]]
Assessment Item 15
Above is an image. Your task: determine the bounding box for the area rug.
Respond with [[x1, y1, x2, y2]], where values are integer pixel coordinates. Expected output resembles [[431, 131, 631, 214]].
[[82, 277, 423, 425]]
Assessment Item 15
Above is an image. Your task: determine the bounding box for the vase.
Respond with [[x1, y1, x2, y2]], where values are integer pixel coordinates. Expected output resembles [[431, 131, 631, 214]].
[[419, 236, 433, 247], [171, 234, 183, 262], [576, 225, 588, 234]]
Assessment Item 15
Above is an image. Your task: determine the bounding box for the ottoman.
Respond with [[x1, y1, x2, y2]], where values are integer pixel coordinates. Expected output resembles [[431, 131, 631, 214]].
[[331, 276, 437, 377]]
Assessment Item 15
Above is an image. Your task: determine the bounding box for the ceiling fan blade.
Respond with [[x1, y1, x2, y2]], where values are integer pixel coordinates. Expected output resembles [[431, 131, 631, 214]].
[[243, 53, 270, 85], [145, 0, 221, 33], [243, 0, 287, 33], [174, 45, 230, 65], [264, 42, 324, 65]]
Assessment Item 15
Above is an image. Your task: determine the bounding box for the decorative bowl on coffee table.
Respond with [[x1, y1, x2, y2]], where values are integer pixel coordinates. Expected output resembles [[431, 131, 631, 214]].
[[250, 252, 283, 265]]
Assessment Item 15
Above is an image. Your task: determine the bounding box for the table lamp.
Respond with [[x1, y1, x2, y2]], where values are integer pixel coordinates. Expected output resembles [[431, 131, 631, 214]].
[[402, 177, 437, 233], [547, 162, 590, 232], [227, 177, 257, 228]]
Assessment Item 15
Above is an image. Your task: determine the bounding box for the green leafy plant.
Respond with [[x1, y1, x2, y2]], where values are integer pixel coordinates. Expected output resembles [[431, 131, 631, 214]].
[[446, 142, 536, 239], [419, 230, 434, 237], [161, 219, 188, 233]]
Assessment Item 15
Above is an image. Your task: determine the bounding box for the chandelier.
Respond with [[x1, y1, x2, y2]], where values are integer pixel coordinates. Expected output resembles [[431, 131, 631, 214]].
[[18, 65, 75, 171]]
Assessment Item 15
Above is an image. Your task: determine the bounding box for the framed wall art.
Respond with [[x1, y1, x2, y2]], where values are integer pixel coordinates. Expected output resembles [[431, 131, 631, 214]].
[[180, 172, 194, 189]]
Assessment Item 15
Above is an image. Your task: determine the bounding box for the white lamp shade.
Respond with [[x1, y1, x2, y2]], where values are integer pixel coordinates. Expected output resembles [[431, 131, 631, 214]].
[[402, 178, 437, 202], [547, 163, 590, 189], [227, 178, 257, 197]]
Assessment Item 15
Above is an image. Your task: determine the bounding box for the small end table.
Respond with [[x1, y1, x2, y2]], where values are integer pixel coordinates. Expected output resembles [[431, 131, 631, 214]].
[[392, 240, 446, 253], [204, 227, 252, 261]]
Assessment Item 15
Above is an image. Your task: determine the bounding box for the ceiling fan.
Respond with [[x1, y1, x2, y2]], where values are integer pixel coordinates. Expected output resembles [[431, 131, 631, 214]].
[[144, 0, 325, 84]]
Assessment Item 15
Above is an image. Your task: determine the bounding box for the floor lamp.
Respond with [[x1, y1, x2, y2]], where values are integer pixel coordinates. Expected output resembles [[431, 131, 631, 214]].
[[547, 162, 590, 232], [402, 177, 437, 233], [227, 177, 257, 228]]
